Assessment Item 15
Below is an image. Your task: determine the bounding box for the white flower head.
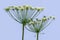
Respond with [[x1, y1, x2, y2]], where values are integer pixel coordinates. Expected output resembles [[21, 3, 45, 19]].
[[25, 16, 55, 33], [5, 5, 44, 25]]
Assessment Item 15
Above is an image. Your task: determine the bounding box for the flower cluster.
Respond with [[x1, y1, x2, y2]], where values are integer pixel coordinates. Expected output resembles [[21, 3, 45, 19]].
[[5, 5, 44, 25], [5, 5, 55, 40], [25, 16, 55, 33]]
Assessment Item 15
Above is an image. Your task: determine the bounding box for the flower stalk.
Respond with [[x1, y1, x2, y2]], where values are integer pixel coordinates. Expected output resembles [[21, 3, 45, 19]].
[[36, 32, 39, 40], [22, 24, 25, 40]]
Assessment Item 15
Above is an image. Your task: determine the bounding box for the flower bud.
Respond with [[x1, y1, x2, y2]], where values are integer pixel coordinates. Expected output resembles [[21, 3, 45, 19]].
[[15, 6, 19, 11], [42, 18, 47, 22], [29, 21, 34, 24], [20, 7, 24, 11], [53, 17, 55, 20], [23, 5, 29, 10], [43, 16, 46, 18], [37, 8, 41, 11], [37, 8, 44, 11], [36, 18, 38, 21], [25, 6, 29, 10], [30, 7, 34, 10], [50, 16, 52, 18], [5, 7, 10, 11]]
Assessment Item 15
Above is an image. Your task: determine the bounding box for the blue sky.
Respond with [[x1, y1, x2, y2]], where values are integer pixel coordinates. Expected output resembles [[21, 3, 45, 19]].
[[0, 0, 60, 40]]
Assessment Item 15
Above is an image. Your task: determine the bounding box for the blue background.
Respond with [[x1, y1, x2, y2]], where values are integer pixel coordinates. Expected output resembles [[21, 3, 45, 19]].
[[0, 0, 59, 40]]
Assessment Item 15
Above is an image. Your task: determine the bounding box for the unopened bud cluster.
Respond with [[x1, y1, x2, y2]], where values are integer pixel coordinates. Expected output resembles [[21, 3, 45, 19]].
[[5, 5, 44, 12]]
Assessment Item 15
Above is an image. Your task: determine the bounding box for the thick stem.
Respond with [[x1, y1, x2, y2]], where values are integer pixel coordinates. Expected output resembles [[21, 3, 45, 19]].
[[36, 33, 39, 40], [22, 24, 25, 40]]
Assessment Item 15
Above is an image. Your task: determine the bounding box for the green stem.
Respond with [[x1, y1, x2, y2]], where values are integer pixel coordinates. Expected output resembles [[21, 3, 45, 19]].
[[36, 33, 39, 40], [22, 24, 25, 40]]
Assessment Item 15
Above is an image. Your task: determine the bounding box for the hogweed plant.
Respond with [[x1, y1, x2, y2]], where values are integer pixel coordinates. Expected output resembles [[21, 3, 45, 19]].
[[5, 5, 44, 40], [25, 16, 55, 40]]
